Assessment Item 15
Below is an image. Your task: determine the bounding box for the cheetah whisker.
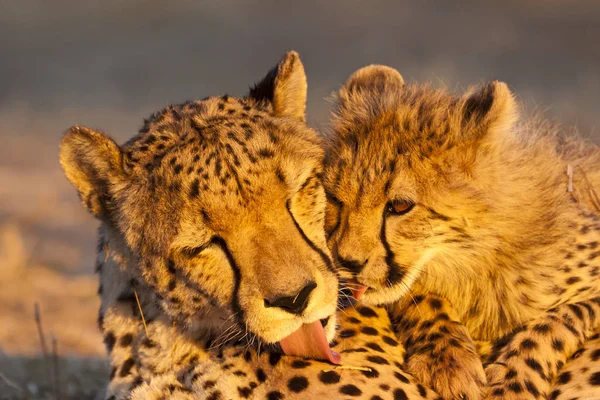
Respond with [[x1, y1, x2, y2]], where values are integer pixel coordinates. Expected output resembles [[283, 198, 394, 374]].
[[321, 365, 373, 373]]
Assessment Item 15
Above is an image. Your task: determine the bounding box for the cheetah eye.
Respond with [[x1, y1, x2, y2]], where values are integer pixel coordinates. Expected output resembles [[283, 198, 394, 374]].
[[325, 192, 343, 237], [386, 199, 415, 216], [326, 192, 343, 208], [179, 239, 215, 258]]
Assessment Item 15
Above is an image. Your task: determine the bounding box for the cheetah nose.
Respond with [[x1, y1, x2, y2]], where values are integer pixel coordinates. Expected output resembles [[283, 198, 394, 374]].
[[263, 281, 317, 315]]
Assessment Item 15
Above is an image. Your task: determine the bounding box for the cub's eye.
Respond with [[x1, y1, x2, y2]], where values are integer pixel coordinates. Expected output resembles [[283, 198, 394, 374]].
[[386, 199, 415, 216], [326, 193, 343, 208]]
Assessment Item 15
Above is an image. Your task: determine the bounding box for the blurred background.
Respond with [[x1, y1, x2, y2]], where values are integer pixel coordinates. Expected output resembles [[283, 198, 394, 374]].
[[1, 0, 599, 397]]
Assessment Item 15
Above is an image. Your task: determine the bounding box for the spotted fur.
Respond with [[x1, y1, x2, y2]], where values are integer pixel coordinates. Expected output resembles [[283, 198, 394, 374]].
[[323, 65, 600, 399], [60, 53, 442, 399]]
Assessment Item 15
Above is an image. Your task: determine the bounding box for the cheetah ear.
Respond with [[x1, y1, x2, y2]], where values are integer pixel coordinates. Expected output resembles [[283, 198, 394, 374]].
[[340, 65, 404, 96], [59, 125, 125, 220], [461, 81, 517, 142], [248, 50, 307, 121]]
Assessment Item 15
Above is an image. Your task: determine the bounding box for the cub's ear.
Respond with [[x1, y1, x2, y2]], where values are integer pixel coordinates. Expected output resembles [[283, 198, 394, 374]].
[[59, 125, 124, 219], [248, 50, 307, 121], [461, 81, 517, 140], [340, 65, 404, 96]]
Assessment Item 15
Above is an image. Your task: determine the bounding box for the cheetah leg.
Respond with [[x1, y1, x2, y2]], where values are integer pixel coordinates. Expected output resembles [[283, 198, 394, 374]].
[[547, 331, 600, 399], [485, 297, 600, 399], [388, 293, 486, 400]]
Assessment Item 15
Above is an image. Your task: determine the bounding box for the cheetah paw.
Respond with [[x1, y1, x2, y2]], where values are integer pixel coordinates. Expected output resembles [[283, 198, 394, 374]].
[[406, 346, 487, 400]]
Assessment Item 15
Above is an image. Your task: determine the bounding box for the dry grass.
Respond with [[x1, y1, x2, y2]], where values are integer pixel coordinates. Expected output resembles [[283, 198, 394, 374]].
[[0, 220, 107, 399]]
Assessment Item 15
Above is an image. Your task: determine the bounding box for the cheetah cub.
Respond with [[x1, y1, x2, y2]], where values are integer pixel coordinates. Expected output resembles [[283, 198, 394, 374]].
[[323, 65, 600, 399]]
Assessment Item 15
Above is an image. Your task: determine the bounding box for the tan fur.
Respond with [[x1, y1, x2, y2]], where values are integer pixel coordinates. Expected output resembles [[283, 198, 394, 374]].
[[324, 65, 600, 399]]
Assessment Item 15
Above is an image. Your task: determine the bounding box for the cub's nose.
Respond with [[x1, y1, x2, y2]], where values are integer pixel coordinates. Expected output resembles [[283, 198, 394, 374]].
[[263, 281, 317, 315], [339, 257, 366, 274]]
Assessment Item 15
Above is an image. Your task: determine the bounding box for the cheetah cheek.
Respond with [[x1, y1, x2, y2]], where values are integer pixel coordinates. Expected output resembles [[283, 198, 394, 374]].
[[280, 320, 341, 364]]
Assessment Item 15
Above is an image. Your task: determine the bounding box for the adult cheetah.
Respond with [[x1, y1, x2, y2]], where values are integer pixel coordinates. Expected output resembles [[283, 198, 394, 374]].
[[60, 52, 440, 399], [322, 65, 600, 399]]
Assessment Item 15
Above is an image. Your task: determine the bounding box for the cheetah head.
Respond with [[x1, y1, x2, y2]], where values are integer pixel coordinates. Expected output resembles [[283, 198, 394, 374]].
[[59, 52, 340, 363], [323, 65, 520, 306]]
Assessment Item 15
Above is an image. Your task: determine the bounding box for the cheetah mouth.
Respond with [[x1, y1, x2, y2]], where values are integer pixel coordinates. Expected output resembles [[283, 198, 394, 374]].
[[279, 319, 341, 364], [349, 281, 369, 300]]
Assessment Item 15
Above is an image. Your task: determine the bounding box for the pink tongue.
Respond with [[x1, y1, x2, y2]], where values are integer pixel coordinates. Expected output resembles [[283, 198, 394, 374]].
[[351, 284, 368, 300], [280, 321, 341, 364]]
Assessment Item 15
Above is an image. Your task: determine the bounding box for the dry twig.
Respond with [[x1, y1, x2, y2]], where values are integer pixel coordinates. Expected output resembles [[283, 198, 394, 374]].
[[134, 289, 149, 337], [51, 333, 61, 400], [34, 302, 49, 359], [0, 372, 23, 394]]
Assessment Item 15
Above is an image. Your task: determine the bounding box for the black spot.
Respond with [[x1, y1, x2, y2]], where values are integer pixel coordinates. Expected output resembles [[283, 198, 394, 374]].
[[104, 332, 116, 351], [237, 386, 253, 398], [233, 370, 247, 377], [339, 329, 356, 338], [275, 168, 285, 184], [557, 371, 571, 384], [119, 333, 133, 347], [429, 298, 443, 310], [319, 370, 341, 384], [520, 338, 538, 350], [524, 380, 539, 397], [367, 355, 389, 364], [591, 349, 600, 361], [590, 372, 600, 385], [505, 369, 517, 380], [207, 391, 222, 400], [258, 148, 274, 158], [366, 342, 385, 352], [267, 391, 284, 400], [525, 357, 545, 378], [348, 317, 361, 324], [371, 396, 384, 400], [361, 367, 379, 378], [168, 278, 176, 291], [380, 384, 390, 391], [287, 376, 309, 393], [256, 368, 267, 383], [119, 358, 135, 377], [383, 336, 399, 346], [568, 303, 584, 319], [357, 306, 378, 317], [417, 384, 427, 397], [204, 380, 216, 389], [550, 390, 567, 400], [189, 179, 200, 199], [508, 381, 522, 393], [491, 388, 504, 396], [393, 388, 408, 400], [552, 338, 564, 351], [340, 384, 362, 396], [291, 360, 311, 369], [269, 352, 282, 366], [394, 371, 409, 383], [361, 327, 378, 336], [532, 323, 551, 334]]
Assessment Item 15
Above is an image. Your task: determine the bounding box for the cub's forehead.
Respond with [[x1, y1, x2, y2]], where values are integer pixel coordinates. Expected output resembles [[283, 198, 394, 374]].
[[120, 95, 323, 204]]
